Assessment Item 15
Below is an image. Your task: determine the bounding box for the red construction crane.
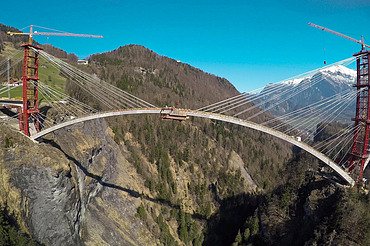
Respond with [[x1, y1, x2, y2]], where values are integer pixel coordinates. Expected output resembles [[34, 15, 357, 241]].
[[7, 25, 103, 136], [309, 22, 369, 183]]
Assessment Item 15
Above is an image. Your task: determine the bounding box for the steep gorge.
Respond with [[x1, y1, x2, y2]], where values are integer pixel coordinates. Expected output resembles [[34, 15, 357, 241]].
[[2, 23, 369, 246], [0, 53, 294, 244]]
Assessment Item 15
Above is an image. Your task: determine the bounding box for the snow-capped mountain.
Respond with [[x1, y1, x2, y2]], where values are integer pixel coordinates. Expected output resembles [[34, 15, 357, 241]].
[[281, 65, 356, 86], [322, 65, 357, 83], [259, 65, 356, 122]]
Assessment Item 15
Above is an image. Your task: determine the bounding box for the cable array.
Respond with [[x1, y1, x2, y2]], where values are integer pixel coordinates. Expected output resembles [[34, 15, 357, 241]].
[[198, 57, 355, 115], [34, 49, 155, 110], [0, 84, 21, 96], [0, 50, 23, 79], [197, 57, 358, 165], [37, 81, 97, 119], [271, 89, 357, 133], [2, 47, 357, 169]]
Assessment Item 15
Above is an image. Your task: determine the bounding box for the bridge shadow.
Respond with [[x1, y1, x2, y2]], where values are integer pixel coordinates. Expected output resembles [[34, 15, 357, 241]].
[[0, 108, 18, 117], [41, 138, 207, 221], [0, 106, 51, 126]]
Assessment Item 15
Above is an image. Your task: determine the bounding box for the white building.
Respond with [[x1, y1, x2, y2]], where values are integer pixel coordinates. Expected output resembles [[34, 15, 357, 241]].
[[77, 59, 89, 65]]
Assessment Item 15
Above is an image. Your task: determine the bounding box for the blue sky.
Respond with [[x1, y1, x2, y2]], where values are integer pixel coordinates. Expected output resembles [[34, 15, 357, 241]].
[[1, 0, 370, 92]]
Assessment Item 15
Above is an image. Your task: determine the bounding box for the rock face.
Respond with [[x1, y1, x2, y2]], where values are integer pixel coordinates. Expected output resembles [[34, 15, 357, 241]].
[[0, 124, 81, 245], [0, 120, 155, 245], [10, 165, 81, 245], [49, 119, 155, 245], [227, 151, 257, 191]]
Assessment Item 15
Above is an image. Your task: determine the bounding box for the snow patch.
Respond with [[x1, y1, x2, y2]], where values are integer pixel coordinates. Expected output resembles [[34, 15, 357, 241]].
[[282, 77, 310, 86], [281, 65, 356, 87], [319, 65, 356, 85], [319, 65, 356, 77]]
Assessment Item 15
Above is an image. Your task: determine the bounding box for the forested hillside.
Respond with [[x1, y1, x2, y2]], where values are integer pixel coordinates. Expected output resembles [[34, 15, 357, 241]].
[[88, 44, 238, 109], [70, 44, 295, 244]]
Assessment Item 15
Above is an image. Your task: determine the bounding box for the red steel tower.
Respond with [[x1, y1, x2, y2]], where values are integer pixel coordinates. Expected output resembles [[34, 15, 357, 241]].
[[348, 51, 370, 181], [10, 25, 43, 136], [7, 25, 42, 136], [19, 41, 42, 136]]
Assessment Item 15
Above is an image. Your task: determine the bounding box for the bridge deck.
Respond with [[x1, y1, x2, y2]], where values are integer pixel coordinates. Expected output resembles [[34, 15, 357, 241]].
[[29, 108, 356, 186], [0, 98, 23, 108]]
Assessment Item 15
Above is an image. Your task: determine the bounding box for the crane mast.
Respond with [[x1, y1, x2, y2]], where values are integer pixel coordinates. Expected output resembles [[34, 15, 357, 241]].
[[7, 25, 103, 136]]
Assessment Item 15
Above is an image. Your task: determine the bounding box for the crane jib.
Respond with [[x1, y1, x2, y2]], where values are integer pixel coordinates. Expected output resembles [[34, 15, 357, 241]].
[[308, 22, 369, 50], [6, 25, 103, 40]]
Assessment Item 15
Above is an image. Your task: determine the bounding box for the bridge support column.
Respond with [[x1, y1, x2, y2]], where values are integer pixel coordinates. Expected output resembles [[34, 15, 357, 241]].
[[348, 50, 370, 182], [19, 43, 42, 136]]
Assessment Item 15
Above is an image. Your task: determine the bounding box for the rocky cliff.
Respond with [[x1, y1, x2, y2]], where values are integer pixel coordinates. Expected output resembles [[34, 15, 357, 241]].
[[1, 108, 293, 245], [1, 118, 160, 245], [0, 123, 81, 245]]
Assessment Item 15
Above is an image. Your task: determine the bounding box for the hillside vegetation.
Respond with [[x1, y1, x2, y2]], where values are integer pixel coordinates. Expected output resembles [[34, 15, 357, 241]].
[[89, 45, 238, 109], [65, 44, 299, 244]]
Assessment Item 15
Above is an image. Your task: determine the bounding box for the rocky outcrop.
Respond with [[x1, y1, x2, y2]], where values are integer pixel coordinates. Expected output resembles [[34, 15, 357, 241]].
[[0, 119, 156, 245], [227, 150, 257, 192], [10, 164, 81, 245], [0, 124, 81, 245], [40, 119, 155, 245]]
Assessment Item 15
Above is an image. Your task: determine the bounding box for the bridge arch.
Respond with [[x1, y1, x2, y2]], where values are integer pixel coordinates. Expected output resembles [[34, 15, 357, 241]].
[[31, 108, 355, 186]]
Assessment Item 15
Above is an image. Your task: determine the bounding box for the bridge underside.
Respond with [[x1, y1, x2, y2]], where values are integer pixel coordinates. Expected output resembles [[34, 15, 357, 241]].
[[0, 99, 23, 108], [30, 108, 356, 186]]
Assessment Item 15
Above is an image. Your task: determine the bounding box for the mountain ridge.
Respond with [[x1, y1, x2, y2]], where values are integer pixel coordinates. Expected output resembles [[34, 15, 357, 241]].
[[281, 64, 356, 87], [260, 64, 356, 120], [88, 44, 240, 109]]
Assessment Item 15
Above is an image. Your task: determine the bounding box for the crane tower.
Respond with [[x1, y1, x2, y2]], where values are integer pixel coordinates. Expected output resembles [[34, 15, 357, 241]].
[[7, 25, 102, 136], [309, 22, 370, 183]]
